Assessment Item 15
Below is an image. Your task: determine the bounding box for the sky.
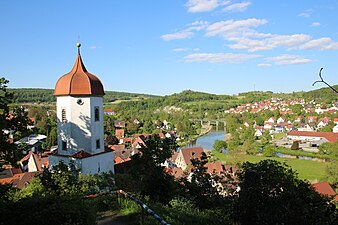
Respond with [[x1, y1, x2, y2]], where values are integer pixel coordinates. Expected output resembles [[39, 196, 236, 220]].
[[1, 0, 338, 96]]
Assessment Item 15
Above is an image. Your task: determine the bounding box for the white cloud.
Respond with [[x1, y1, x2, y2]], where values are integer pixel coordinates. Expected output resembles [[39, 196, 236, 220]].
[[161, 20, 208, 41], [298, 37, 338, 50], [311, 22, 321, 27], [161, 31, 194, 41], [184, 53, 261, 63], [265, 54, 312, 65], [298, 9, 312, 17], [257, 63, 272, 67], [228, 34, 310, 52], [298, 12, 310, 17], [173, 48, 189, 52], [186, 20, 209, 31], [206, 18, 268, 38], [222, 1, 251, 13], [185, 0, 230, 13], [173, 48, 200, 52]]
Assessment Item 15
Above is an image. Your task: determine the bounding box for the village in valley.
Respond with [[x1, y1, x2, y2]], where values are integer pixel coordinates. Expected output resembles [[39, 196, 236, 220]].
[[3, 80, 338, 204]]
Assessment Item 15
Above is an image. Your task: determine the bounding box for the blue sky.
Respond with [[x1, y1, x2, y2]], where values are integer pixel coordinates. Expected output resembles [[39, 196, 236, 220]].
[[1, 0, 338, 96]]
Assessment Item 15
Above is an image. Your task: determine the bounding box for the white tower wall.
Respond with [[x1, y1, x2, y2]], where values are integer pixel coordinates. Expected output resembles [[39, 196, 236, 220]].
[[57, 96, 104, 155]]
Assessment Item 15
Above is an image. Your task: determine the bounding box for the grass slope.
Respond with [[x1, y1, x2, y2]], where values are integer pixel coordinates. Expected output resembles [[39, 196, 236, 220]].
[[212, 151, 327, 182]]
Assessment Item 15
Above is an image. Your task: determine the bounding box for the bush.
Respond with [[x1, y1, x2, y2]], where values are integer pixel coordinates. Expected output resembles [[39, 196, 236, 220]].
[[0, 196, 96, 225]]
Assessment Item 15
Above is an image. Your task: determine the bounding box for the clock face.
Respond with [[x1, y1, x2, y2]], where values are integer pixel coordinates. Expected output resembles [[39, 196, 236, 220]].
[[77, 99, 84, 105]]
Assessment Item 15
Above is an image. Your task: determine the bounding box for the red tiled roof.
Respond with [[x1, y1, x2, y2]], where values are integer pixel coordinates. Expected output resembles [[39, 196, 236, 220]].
[[181, 146, 204, 165], [312, 182, 336, 197], [54, 47, 105, 97], [166, 167, 184, 179], [287, 130, 338, 142], [205, 161, 223, 175], [71, 150, 92, 159]]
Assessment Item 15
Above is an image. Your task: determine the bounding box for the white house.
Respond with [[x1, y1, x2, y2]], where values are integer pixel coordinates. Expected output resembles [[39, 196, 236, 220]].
[[276, 117, 285, 124], [49, 43, 114, 175]]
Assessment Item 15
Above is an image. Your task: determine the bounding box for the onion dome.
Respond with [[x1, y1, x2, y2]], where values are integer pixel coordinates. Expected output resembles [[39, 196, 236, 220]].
[[54, 43, 105, 96]]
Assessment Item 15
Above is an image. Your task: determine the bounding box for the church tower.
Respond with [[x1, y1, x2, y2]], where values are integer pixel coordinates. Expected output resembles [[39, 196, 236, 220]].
[[49, 43, 114, 174]]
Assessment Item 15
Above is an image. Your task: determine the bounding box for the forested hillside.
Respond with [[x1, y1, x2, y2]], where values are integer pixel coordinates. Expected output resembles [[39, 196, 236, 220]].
[[9, 88, 158, 103], [302, 85, 338, 102]]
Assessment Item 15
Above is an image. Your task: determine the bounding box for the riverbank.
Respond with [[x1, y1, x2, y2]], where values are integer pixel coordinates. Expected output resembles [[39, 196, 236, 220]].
[[177, 125, 213, 147]]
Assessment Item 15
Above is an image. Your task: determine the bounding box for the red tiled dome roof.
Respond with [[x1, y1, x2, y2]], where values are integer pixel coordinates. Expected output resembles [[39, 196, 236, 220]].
[[54, 47, 105, 96]]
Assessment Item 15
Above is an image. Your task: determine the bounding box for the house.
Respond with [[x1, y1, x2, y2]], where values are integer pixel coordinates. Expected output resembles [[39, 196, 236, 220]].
[[266, 117, 275, 124], [307, 116, 318, 123], [115, 129, 124, 138], [334, 118, 338, 125], [15, 134, 47, 154], [0, 170, 41, 189], [264, 122, 274, 130], [312, 181, 338, 201], [333, 124, 338, 133], [276, 117, 285, 124], [19, 151, 50, 172], [114, 120, 126, 128], [255, 129, 263, 137], [294, 116, 303, 123], [287, 130, 338, 143], [175, 146, 204, 171], [205, 161, 224, 176], [103, 108, 117, 116], [297, 123, 315, 132]]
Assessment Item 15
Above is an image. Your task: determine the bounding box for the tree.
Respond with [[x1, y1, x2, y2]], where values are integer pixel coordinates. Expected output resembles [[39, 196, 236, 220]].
[[234, 160, 338, 225], [0, 77, 31, 165], [326, 161, 338, 186], [117, 135, 177, 203], [263, 144, 276, 157], [179, 152, 224, 209], [213, 140, 227, 152]]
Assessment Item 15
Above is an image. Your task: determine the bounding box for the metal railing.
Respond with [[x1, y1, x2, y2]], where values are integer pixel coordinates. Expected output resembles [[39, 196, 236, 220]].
[[116, 190, 170, 225], [84, 190, 170, 225]]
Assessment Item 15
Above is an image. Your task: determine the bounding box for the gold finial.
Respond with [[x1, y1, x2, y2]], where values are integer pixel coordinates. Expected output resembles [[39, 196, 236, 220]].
[[76, 42, 81, 54]]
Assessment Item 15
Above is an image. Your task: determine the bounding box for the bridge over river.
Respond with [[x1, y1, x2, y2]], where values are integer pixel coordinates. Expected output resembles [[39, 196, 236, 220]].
[[191, 119, 226, 130]]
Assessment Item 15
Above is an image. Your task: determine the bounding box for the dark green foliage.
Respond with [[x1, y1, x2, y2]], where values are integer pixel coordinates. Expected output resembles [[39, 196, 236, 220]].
[[319, 142, 338, 159], [179, 153, 224, 209], [234, 160, 338, 225], [303, 84, 338, 102], [144, 198, 232, 225], [262, 144, 276, 157], [116, 135, 178, 203], [0, 196, 96, 225], [326, 161, 338, 186], [213, 140, 227, 152], [9, 88, 157, 103], [0, 78, 32, 164]]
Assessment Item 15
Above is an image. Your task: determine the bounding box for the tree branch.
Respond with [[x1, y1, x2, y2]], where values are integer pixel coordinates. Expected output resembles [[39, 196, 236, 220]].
[[312, 68, 338, 94]]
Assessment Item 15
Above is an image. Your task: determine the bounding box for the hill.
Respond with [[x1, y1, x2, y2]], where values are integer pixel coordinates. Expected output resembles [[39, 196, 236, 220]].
[[302, 84, 338, 102], [9, 88, 158, 103]]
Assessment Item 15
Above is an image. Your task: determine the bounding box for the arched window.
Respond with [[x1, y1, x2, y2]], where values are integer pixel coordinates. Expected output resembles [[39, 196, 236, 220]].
[[94, 107, 99, 121], [61, 109, 66, 123]]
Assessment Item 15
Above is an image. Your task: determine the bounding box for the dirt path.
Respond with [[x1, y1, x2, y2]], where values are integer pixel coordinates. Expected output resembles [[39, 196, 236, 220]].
[[97, 212, 138, 225]]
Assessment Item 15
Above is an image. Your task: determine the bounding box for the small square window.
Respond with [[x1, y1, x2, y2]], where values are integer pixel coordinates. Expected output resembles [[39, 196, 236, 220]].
[[96, 139, 100, 149]]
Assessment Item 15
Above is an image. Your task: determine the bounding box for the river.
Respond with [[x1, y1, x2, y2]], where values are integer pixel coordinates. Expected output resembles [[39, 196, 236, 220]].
[[184, 130, 225, 150]]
